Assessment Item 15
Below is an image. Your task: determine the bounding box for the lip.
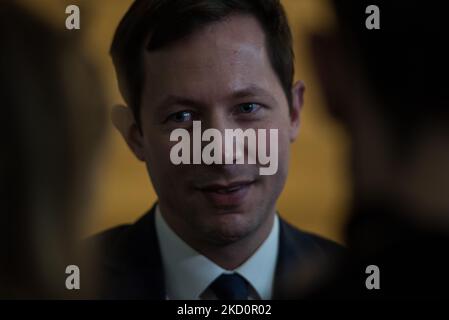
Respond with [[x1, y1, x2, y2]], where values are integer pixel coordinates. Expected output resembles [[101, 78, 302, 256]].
[[196, 180, 255, 207], [198, 180, 254, 191]]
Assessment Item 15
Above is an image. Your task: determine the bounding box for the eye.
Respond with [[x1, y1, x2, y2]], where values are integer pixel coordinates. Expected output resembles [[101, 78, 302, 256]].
[[237, 103, 260, 114], [168, 110, 193, 123]]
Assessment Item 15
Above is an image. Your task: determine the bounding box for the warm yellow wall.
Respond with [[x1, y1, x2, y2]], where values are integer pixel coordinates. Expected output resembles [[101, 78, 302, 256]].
[[20, 0, 350, 243]]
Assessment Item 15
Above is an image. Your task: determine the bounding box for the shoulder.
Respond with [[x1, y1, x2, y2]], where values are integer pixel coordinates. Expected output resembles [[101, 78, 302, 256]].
[[273, 218, 345, 298], [278, 218, 345, 259], [83, 205, 160, 273], [88, 224, 131, 244], [87, 225, 132, 251], [83, 224, 139, 286], [85, 224, 134, 260], [85, 209, 158, 264], [82, 210, 165, 299]]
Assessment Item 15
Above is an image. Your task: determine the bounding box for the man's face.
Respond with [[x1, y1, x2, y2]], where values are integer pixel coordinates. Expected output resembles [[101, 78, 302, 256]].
[[135, 14, 301, 245]]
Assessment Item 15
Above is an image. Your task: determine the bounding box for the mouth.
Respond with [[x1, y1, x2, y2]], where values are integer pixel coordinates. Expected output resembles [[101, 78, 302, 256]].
[[195, 180, 255, 207], [199, 180, 254, 192]]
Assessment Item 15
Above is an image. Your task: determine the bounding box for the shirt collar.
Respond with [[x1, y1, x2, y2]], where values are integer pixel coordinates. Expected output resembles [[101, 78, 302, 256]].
[[155, 205, 279, 300]]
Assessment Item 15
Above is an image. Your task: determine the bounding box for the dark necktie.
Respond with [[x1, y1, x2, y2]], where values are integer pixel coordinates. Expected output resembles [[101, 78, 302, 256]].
[[209, 273, 249, 300]]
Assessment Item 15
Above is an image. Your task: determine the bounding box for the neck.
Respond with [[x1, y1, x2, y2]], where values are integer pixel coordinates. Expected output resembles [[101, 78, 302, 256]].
[[160, 205, 275, 270], [195, 214, 275, 270]]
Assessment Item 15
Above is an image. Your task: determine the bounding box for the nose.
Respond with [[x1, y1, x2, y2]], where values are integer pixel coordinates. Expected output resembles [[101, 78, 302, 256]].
[[201, 112, 242, 165], [203, 111, 234, 132]]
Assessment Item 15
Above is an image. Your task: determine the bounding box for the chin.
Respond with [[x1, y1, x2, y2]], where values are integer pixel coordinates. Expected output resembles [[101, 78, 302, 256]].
[[202, 213, 259, 245]]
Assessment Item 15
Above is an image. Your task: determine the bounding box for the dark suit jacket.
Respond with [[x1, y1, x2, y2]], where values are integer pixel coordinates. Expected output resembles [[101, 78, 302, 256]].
[[87, 203, 343, 299]]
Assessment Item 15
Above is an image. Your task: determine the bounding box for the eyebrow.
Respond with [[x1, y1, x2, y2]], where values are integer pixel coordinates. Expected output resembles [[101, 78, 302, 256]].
[[156, 85, 277, 111], [231, 85, 277, 101]]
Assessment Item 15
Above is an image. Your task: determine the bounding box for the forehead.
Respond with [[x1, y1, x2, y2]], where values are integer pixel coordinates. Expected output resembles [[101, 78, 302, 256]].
[[141, 14, 285, 106]]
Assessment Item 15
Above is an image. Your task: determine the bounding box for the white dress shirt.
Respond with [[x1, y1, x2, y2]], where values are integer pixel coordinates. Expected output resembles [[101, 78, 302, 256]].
[[155, 205, 279, 300]]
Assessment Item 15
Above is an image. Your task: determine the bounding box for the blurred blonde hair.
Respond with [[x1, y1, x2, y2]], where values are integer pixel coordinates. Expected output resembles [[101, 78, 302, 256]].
[[0, 1, 105, 298]]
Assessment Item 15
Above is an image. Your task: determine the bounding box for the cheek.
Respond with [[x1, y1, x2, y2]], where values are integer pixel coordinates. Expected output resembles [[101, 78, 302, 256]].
[[142, 133, 177, 178], [270, 126, 292, 182], [145, 144, 165, 165], [256, 117, 291, 159]]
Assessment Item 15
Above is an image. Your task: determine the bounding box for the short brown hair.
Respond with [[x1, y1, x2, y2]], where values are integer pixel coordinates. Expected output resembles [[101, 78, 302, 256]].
[[111, 0, 295, 127]]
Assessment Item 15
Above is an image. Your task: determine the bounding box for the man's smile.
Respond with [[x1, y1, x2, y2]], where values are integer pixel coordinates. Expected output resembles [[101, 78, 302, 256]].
[[195, 180, 256, 207]]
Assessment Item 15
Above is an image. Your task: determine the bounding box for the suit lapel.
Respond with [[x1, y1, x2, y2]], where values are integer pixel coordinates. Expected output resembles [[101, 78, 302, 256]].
[[274, 218, 326, 299], [105, 206, 336, 300], [116, 207, 301, 299], [273, 218, 303, 299]]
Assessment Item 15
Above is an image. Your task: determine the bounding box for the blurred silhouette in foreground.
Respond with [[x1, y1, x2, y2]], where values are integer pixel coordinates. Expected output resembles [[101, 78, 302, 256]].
[[292, 0, 449, 298], [0, 2, 105, 298]]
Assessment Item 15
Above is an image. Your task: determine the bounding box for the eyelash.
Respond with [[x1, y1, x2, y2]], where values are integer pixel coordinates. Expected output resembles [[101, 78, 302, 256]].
[[236, 103, 261, 114], [167, 110, 194, 123], [166, 103, 263, 123]]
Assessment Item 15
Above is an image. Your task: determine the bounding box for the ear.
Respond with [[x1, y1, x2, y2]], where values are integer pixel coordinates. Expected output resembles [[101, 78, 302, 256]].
[[289, 80, 305, 142], [111, 105, 145, 161]]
